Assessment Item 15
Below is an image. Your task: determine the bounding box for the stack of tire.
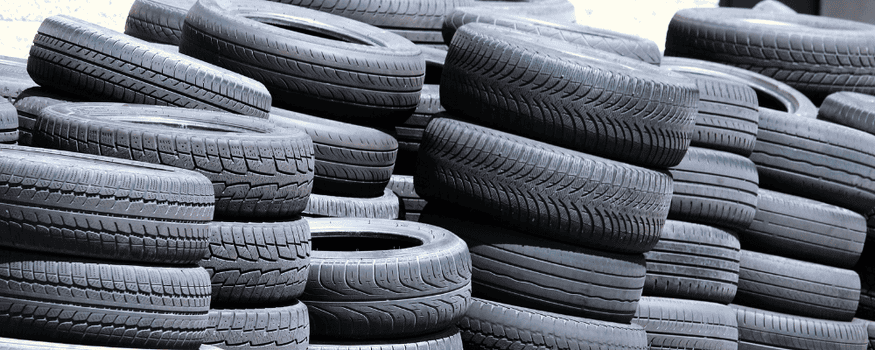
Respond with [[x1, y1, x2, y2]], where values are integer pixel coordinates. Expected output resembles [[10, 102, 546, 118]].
[[409, 14, 720, 347], [664, 6, 875, 350]]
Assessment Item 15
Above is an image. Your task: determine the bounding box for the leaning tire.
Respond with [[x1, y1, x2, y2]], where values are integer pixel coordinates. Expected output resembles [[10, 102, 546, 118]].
[[34, 103, 315, 219]]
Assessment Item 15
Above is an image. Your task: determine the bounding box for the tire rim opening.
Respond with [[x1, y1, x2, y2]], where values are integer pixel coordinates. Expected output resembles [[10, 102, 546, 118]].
[[753, 88, 789, 112], [312, 232, 423, 251]]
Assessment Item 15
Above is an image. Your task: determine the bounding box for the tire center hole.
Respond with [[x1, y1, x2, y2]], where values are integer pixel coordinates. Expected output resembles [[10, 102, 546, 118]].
[[312, 232, 423, 251], [753, 88, 789, 112]]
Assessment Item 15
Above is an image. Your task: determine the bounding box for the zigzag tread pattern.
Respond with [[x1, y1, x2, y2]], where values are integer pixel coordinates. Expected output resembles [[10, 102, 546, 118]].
[[205, 303, 309, 349], [304, 190, 400, 219], [124, 0, 195, 45]]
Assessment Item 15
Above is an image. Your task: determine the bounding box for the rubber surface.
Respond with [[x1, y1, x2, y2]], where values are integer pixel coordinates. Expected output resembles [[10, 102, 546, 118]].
[[470, 0, 577, 24], [181, 0, 425, 122], [733, 304, 868, 350], [668, 147, 760, 231], [125, 0, 197, 44], [303, 189, 400, 219], [270, 108, 397, 198], [819, 92, 875, 136], [0, 56, 37, 103], [12, 88, 80, 146], [632, 297, 738, 350], [644, 220, 740, 304], [199, 219, 310, 305], [303, 218, 471, 339], [753, 0, 796, 13], [0, 247, 212, 349], [736, 250, 861, 321], [742, 189, 866, 268], [0, 100, 17, 144], [415, 117, 673, 254], [0, 144, 214, 264], [0, 337, 222, 349], [679, 73, 759, 156], [855, 241, 875, 320], [388, 175, 427, 221], [28, 15, 271, 119], [205, 302, 309, 350], [420, 203, 646, 324], [268, 0, 475, 32], [459, 298, 649, 350], [392, 84, 442, 174], [310, 328, 462, 350], [442, 23, 698, 168]]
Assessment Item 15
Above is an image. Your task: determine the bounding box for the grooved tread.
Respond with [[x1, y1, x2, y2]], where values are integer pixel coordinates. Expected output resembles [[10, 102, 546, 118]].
[[205, 302, 309, 349], [304, 189, 400, 219], [681, 73, 759, 155], [13, 90, 81, 146], [124, 0, 197, 45], [0, 56, 38, 103], [632, 297, 738, 350], [270, 0, 475, 31], [819, 91, 875, 136], [732, 304, 868, 350]]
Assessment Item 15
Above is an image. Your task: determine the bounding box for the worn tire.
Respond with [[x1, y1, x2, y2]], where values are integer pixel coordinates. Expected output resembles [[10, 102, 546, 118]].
[[303, 218, 471, 339], [632, 297, 738, 350], [420, 203, 646, 324], [442, 7, 660, 64], [181, 0, 425, 123], [0, 338, 222, 349], [743, 189, 866, 268], [28, 15, 271, 118], [205, 302, 309, 350], [303, 189, 400, 219], [0, 247, 212, 349], [199, 219, 310, 305], [0, 144, 214, 264], [736, 250, 860, 321], [388, 175, 427, 221], [0, 56, 37, 103], [669, 147, 759, 231], [819, 92, 875, 136], [442, 23, 698, 168], [665, 8, 875, 104], [678, 73, 759, 156], [416, 117, 673, 254], [310, 328, 462, 350], [392, 84, 442, 174], [270, 108, 397, 198], [34, 103, 315, 219], [0, 100, 17, 144], [470, 0, 577, 23], [733, 304, 868, 350], [644, 221, 740, 304], [459, 298, 649, 350], [12, 88, 81, 146], [124, 0, 197, 45]]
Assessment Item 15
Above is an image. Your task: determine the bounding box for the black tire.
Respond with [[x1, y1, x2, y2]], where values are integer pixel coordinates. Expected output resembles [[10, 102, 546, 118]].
[[205, 302, 309, 350], [662, 57, 817, 121], [388, 175, 427, 221], [442, 7, 661, 65], [310, 328, 462, 350], [470, 0, 577, 24], [644, 220, 740, 304], [34, 103, 315, 219], [753, 0, 796, 13], [270, 108, 397, 198], [442, 23, 698, 168], [0, 338, 222, 349], [0, 100, 17, 144], [733, 304, 868, 350], [420, 203, 646, 324], [124, 0, 197, 45], [180, 0, 425, 123], [303, 189, 400, 219], [678, 73, 759, 156], [459, 298, 649, 350], [743, 189, 866, 268], [819, 92, 875, 136], [855, 242, 875, 320], [28, 15, 271, 119], [0, 56, 37, 103], [420, 46, 446, 85], [416, 117, 673, 254], [199, 219, 310, 305], [0, 144, 213, 264], [865, 319, 875, 350], [12, 88, 81, 146], [0, 247, 211, 349], [393, 85, 442, 174], [752, 107, 875, 214], [736, 250, 860, 321], [669, 147, 759, 231], [665, 8, 875, 104], [303, 218, 471, 339], [632, 297, 738, 350]]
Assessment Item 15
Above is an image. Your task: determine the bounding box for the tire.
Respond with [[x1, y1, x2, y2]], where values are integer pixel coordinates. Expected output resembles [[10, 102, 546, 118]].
[[303, 218, 472, 339], [855, 243, 875, 320], [34, 103, 315, 219], [644, 220, 740, 304], [0, 338, 222, 349], [199, 219, 310, 305], [304, 189, 400, 219], [733, 304, 868, 350], [736, 250, 860, 321], [632, 297, 738, 350], [392, 85, 442, 174], [819, 92, 875, 136], [27, 15, 271, 119], [310, 328, 462, 350], [669, 147, 759, 231], [0, 247, 211, 349], [743, 189, 866, 268], [865, 319, 875, 350], [180, 0, 425, 123], [752, 107, 875, 214], [0, 56, 37, 103], [662, 57, 817, 121], [678, 73, 759, 156], [665, 8, 875, 104], [441, 7, 660, 65], [0, 144, 213, 264], [0, 100, 17, 144], [270, 108, 397, 198], [470, 0, 577, 24], [459, 298, 649, 350], [388, 175, 427, 221], [420, 203, 646, 324], [442, 23, 698, 168], [12, 88, 80, 146], [124, 0, 197, 45], [415, 117, 673, 254], [205, 302, 309, 350], [753, 0, 796, 13]]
